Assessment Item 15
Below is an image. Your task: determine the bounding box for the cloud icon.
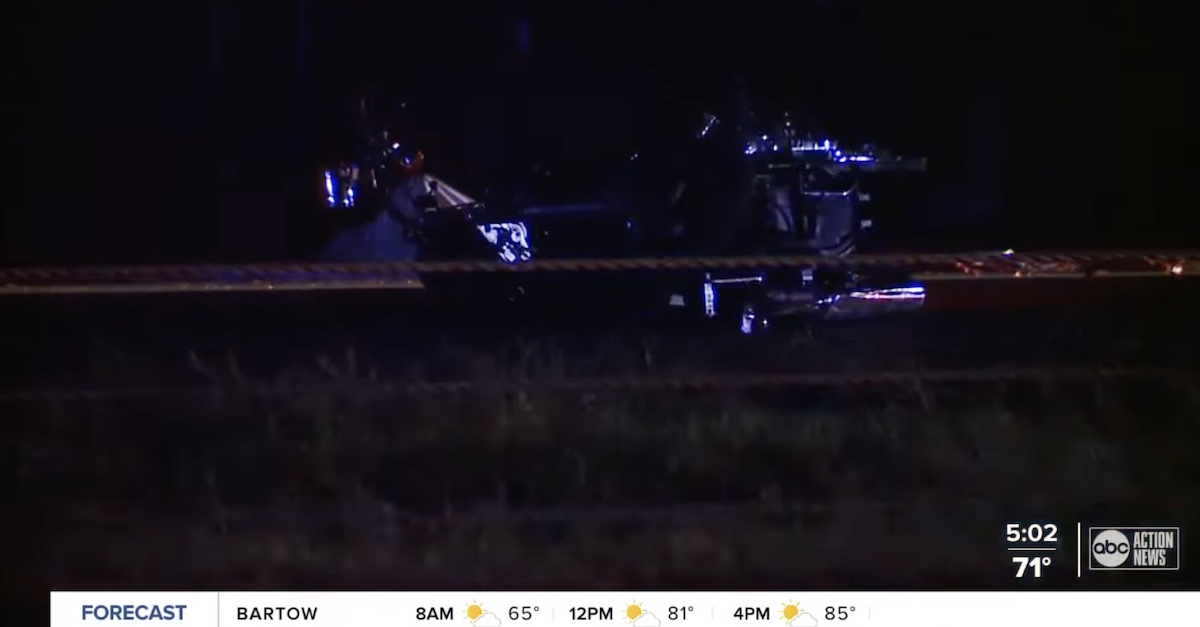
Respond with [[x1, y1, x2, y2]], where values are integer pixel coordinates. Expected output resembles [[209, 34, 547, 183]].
[[789, 613, 818, 627], [473, 612, 502, 627], [632, 613, 661, 627]]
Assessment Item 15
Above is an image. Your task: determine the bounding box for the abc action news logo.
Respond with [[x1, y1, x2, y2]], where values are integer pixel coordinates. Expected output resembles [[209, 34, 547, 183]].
[[1089, 527, 1181, 571]]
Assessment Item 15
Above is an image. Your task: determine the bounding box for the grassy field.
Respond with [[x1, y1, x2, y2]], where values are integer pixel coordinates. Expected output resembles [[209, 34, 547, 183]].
[[3, 288, 1200, 594]]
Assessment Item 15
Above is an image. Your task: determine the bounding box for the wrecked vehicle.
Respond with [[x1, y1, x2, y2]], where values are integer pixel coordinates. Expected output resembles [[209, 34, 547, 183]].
[[318, 96, 929, 332]]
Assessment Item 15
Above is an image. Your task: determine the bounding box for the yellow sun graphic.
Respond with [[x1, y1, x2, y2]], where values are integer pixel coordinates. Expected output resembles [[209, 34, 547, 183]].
[[624, 602, 644, 623], [780, 601, 802, 621], [465, 602, 485, 622]]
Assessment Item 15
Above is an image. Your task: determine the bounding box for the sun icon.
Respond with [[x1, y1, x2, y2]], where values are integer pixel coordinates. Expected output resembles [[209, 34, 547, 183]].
[[624, 602, 644, 623], [780, 601, 803, 621], [465, 602, 485, 622]]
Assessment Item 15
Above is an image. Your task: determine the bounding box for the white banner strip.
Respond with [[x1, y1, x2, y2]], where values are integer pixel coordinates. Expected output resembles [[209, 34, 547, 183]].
[[51, 591, 1198, 627]]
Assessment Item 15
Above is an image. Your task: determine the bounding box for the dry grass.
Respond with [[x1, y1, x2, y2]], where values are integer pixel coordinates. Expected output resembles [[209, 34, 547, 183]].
[[4, 333, 1200, 592]]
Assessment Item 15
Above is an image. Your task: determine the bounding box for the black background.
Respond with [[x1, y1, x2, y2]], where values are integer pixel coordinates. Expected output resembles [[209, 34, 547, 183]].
[[2, 0, 1191, 265]]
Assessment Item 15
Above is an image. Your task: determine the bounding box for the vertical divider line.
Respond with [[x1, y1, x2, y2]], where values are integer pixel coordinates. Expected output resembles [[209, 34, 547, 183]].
[[1076, 522, 1082, 577]]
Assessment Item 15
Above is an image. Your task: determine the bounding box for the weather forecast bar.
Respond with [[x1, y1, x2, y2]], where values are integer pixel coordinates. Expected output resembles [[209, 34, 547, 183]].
[[50, 591, 1198, 627]]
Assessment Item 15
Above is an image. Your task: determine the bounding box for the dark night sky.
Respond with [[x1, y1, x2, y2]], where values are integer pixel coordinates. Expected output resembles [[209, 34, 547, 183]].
[[2, 0, 1191, 265]]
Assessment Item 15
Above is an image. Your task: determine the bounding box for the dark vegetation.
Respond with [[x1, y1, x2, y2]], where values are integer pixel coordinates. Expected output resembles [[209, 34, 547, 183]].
[[3, 284, 1200, 595]]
